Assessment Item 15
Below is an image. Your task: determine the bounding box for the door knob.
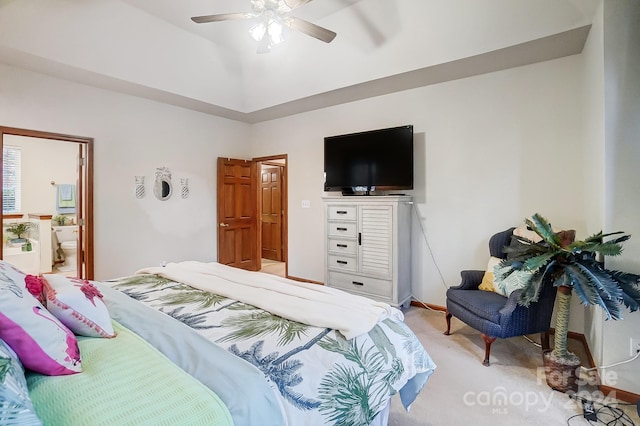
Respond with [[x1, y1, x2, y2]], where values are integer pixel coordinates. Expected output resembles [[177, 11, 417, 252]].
[[219, 223, 229, 227]]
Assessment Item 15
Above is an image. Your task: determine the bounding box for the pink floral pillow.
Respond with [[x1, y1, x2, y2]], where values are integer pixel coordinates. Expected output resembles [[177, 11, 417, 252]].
[[0, 261, 82, 376], [42, 274, 115, 338]]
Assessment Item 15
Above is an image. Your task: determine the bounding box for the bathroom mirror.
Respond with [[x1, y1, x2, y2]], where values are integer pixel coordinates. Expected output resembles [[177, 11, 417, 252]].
[[154, 167, 172, 201]]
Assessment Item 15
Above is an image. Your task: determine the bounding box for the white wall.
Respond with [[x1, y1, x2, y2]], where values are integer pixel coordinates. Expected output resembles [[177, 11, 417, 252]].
[[5, 135, 78, 216], [581, 0, 607, 373], [251, 53, 587, 328], [600, 0, 640, 396], [0, 63, 252, 279]]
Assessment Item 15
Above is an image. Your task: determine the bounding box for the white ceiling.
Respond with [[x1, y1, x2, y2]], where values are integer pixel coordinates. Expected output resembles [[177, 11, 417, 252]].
[[0, 0, 599, 123]]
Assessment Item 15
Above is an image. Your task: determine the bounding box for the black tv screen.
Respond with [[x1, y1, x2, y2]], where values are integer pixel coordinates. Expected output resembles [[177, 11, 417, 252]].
[[324, 125, 413, 193]]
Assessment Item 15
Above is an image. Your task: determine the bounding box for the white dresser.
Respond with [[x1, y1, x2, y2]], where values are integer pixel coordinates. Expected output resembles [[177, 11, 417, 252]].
[[323, 196, 412, 307]]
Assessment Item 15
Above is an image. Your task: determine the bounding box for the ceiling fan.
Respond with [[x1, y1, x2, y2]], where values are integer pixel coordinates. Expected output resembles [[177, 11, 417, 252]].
[[191, 0, 337, 53]]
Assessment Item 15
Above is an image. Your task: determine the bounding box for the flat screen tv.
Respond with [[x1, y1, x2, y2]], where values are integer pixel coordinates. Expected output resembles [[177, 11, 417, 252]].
[[324, 125, 413, 194]]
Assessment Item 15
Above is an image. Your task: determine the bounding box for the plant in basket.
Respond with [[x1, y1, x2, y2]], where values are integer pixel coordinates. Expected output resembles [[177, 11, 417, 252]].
[[496, 213, 640, 393]]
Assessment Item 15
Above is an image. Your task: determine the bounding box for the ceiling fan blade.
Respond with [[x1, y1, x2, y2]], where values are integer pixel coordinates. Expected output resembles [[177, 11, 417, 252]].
[[282, 0, 314, 10], [285, 17, 337, 43], [191, 13, 253, 24]]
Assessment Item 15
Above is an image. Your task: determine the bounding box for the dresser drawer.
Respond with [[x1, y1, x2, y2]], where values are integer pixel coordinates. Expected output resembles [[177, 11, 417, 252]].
[[328, 271, 393, 299], [327, 238, 357, 255], [327, 255, 357, 272], [327, 222, 357, 238], [328, 205, 356, 221]]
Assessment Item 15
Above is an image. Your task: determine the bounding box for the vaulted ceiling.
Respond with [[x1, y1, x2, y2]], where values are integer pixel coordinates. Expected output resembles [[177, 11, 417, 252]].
[[0, 0, 599, 123]]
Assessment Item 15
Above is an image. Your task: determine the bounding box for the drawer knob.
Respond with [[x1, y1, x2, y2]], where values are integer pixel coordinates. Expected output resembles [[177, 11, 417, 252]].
[[336, 244, 347, 248], [336, 260, 348, 265], [352, 281, 364, 286], [336, 227, 347, 231], [337, 210, 348, 214]]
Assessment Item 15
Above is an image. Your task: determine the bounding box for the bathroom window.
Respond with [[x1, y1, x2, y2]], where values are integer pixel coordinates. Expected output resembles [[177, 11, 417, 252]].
[[2, 146, 21, 214]]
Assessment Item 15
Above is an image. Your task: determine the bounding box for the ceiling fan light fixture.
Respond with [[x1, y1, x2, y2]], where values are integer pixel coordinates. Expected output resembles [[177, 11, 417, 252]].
[[192, 0, 335, 53], [250, 18, 284, 48], [249, 21, 267, 41], [267, 20, 284, 45]]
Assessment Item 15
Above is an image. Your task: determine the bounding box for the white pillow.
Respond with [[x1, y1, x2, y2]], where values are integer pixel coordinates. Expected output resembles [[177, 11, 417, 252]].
[[513, 226, 543, 243], [42, 274, 116, 338]]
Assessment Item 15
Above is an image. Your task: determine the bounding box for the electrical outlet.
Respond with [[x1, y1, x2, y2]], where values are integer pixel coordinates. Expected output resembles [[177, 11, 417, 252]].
[[630, 337, 640, 357]]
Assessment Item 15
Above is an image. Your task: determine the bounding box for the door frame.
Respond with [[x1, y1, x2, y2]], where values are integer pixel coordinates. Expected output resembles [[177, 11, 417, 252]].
[[259, 161, 284, 261], [253, 154, 288, 277], [0, 126, 94, 279]]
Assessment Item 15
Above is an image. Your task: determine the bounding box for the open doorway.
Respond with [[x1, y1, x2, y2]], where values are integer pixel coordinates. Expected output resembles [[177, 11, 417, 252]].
[[255, 154, 287, 278], [0, 126, 93, 279], [216, 154, 288, 278]]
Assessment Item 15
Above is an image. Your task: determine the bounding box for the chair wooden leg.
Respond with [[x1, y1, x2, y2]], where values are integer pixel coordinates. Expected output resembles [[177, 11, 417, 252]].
[[481, 333, 497, 366], [444, 312, 452, 335], [540, 330, 550, 352]]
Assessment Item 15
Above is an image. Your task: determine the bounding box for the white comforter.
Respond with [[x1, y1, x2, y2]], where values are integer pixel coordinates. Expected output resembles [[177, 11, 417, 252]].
[[136, 261, 397, 339]]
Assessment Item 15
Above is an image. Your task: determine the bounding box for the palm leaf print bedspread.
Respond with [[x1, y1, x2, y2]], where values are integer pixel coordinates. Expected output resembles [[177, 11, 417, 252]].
[[107, 273, 435, 426]]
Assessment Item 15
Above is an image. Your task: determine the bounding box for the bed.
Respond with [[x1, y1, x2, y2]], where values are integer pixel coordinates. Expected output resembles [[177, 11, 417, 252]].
[[101, 261, 436, 426], [104, 262, 435, 425], [0, 261, 234, 426]]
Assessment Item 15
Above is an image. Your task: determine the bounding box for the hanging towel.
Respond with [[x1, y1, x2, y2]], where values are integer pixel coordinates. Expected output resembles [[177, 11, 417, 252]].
[[56, 184, 76, 213], [60, 184, 73, 201]]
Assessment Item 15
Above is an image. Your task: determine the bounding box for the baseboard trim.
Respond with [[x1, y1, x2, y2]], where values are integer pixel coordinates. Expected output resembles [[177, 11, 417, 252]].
[[599, 385, 640, 404], [410, 300, 446, 311], [286, 275, 323, 285], [415, 302, 638, 403]]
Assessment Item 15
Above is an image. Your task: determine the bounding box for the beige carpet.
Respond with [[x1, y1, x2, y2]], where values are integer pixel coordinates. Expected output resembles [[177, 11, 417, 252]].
[[388, 306, 639, 426], [260, 259, 286, 277]]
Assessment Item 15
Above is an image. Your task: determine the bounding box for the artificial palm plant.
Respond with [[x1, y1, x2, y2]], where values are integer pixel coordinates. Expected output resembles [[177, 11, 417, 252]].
[[496, 214, 640, 390]]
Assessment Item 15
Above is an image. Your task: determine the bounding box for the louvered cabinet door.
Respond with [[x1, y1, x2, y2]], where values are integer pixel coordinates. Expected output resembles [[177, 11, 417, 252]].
[[358, 205, 393, 280]]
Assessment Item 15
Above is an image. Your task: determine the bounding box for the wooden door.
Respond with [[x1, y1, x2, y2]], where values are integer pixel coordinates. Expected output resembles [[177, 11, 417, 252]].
[[261, 165, 283, 261], [217, 157, 259, 271]]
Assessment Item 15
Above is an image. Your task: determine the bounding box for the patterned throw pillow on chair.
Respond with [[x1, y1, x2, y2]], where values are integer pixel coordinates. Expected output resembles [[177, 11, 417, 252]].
[[479, 250, 532, 297], [493, 265, 532, 297], [479, 257, 501, 292]]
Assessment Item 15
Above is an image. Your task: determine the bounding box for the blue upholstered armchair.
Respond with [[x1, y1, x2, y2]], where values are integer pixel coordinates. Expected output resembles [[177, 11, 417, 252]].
[[444, 228, 557, 366]]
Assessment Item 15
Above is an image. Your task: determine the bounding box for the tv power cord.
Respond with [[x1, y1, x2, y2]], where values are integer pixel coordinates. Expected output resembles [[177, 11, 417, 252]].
[[566, 394, 638, 426]]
